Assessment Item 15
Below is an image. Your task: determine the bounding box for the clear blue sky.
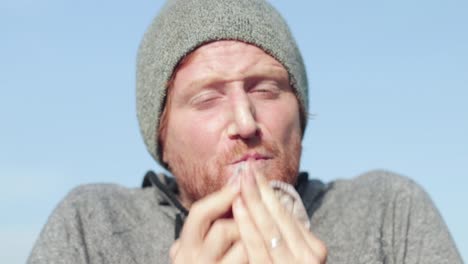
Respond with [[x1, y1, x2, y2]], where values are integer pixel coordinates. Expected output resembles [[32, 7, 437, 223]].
[[1, 0, 467, 262]]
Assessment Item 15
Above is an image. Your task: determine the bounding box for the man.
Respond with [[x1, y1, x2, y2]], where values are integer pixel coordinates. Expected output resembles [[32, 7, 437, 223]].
[[28, 0, 462, 263]]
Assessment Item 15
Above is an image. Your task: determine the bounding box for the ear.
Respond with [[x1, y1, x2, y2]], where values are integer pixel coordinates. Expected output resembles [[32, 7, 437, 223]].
[[159, 140, 172, 171], [162, 146, 169, 164], [157, 127, 169, 166]]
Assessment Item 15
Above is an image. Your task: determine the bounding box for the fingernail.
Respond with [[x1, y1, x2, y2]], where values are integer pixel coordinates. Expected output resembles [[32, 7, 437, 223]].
[[228, 173, 240, 188], [234, 197, 245, 212], [228, 165, 242, 190], [244, 163, 257, 187]]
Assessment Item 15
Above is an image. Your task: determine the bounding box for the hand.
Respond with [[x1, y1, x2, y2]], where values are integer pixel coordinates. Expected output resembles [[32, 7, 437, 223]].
[[169, 174, 248, 264], [232, 163, 327, 263]]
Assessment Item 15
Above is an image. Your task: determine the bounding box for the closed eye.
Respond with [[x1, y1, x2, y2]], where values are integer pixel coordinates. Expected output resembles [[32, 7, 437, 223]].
[[190, 91, 223, 109], [250, 82, 281, 99]]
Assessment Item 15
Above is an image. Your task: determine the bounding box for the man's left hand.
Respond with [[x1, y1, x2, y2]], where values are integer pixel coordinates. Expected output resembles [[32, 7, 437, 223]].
[[232, 164, 327, 264]]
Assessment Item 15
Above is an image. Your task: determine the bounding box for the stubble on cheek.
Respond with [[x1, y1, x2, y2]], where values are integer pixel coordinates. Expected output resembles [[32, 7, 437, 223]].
[[168, 153, 222, 207]]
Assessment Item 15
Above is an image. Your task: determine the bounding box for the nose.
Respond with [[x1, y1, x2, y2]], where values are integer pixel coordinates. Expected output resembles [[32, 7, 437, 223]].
[[228, 93, 259, 139]]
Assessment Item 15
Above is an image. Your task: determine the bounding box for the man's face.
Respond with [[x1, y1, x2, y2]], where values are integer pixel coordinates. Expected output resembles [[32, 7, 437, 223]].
[[161, 40, 303, 206]]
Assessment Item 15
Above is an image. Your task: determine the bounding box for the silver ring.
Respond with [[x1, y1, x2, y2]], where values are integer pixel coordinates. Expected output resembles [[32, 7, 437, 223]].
[[270, 236, 282, 249]]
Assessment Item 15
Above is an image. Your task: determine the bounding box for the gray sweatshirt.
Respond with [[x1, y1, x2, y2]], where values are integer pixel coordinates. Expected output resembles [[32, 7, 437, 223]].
[[28, 170, 462, 263]]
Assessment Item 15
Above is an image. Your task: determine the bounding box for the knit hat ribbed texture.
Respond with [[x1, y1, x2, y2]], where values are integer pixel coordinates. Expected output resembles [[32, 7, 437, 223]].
[[136, 0, 308, 165]]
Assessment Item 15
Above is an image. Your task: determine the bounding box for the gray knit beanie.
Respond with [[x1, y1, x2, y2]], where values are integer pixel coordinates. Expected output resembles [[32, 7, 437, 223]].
[[136, 0, 308, 165]]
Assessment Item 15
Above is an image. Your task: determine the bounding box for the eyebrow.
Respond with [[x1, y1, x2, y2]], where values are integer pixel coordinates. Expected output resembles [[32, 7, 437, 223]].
[[185, 66, 288, 91]]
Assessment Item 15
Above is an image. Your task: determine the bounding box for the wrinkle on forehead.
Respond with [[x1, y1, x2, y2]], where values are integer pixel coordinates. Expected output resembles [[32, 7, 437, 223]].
[[172, 40, 289, 95], [180, 40, 285, 73]]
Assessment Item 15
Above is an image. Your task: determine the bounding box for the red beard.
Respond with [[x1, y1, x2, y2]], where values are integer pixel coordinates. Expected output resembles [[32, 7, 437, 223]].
[[167, 138, 301, 207]]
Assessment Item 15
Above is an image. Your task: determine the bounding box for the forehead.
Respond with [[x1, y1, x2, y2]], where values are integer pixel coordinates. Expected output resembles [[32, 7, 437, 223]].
[[183, 40, 284, 66], [172, 40, 289, 87]]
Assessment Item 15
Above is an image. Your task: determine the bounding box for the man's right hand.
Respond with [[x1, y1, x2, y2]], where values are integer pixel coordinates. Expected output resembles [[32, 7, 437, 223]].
[[169, 174, 248, 263]]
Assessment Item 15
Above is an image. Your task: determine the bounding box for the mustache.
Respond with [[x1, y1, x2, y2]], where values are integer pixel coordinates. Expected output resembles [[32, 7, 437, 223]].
[[216, 139, 281, 165]]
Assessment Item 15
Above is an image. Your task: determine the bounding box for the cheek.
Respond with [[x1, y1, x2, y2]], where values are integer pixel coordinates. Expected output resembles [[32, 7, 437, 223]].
[[258, 100, 302, 144], [165, 110, 226, 160]]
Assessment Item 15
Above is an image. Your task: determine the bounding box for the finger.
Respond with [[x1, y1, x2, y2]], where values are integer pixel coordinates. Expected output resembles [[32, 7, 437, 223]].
[[169, 239, 180, 261], [239, 163, 291, 263], [255, 170, 326, 261], [198, 219, 240, 261], [232, 197, 272, 263], [255, 171, 308, 247], [297, 219, 328, 261], [220, 240, 248, 264], [180, 173, 240, 248]]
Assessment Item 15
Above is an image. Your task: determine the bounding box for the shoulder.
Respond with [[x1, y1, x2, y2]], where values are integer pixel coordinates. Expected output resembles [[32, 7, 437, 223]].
[[59, 183, 141, 207], [301, 170, 427, 215], [310, 171, 462, 263], [326, 169, 426, 203], [54, 183, 160, 224], [29, 183, 175, 263], [313, 169, 434, 224], [335, 169, 416, 189]]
